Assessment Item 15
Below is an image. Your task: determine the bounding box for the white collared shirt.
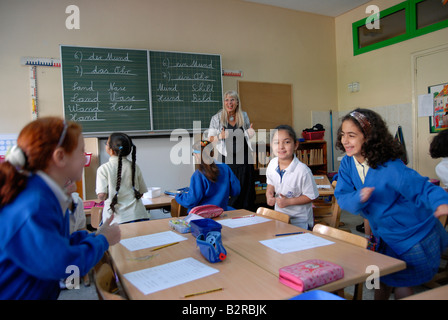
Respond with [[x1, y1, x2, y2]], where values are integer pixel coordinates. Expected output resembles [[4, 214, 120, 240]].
[[353, 157, 370, 184], [266, 156, 319, 222], [36, 171, 71, 216]]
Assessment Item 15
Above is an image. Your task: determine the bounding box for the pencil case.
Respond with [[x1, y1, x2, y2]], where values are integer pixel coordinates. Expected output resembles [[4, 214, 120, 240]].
[[190, 218, 222, 238], [196, 231, 227, 263], [168, 219, 191, 233], [279, 259, 344, 292], [189, 204, 224, 219]]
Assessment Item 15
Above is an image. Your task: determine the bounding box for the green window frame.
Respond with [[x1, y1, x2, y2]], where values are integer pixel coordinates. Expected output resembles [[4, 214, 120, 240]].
[[353, 0, 448, 56]]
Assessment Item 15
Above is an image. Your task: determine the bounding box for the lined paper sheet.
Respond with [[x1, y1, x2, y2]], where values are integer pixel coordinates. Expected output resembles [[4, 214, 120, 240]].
[[259, 233, 334, 254], [123, 257, 219, 295], [217, 216, 270, 228], [120, 231, 188, 251]]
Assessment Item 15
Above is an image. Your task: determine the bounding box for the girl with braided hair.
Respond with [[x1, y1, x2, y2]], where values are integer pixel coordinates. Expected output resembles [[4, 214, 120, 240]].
[[96, 132, 149, 224]]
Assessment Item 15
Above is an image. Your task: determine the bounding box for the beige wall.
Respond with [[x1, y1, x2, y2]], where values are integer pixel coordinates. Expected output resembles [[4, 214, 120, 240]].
[[0, 0, 337, 136], [335, 0, 448, 178]]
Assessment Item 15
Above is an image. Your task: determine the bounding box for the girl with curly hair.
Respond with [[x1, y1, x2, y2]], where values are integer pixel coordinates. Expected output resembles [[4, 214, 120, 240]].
[[334, 108, 448, 299]]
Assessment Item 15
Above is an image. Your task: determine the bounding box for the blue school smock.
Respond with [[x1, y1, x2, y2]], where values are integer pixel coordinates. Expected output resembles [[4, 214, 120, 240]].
[[175, 163, 241, 211], [0, 174, 109, 300], [335, 156, 448, 256]]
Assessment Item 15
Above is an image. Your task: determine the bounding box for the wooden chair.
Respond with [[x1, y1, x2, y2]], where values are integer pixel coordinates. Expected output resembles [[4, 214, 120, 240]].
[[170, 198, 188, 217], [90, 206, 103, 229], [256, 207, 290, 224], [94, 263, 126, 300], [93, 252, 126, 300], [313, 223, 368, 300], [313, 181, 341, 228]]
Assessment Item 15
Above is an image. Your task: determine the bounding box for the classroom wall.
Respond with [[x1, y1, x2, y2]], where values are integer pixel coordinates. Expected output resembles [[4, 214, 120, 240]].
[[335, 0, 448, 179], [0, 0, 337, 195]]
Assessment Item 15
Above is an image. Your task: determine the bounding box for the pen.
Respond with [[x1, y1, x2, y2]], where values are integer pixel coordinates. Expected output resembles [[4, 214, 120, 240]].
[[184, 287, 223, 298], [275, 232, 305, 236], [151, 242, 179, 251]]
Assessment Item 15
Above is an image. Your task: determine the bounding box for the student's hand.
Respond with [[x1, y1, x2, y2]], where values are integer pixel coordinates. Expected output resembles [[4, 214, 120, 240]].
[[360, 187, 375, 203], [96, 214, 121, 246], [276, 194, 289, 208], [434, 204, 448, 218], [267, 195, 276, 206]]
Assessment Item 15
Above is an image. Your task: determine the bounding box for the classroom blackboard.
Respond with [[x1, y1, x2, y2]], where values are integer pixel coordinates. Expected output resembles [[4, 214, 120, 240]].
[[60, 45, 223, 135]]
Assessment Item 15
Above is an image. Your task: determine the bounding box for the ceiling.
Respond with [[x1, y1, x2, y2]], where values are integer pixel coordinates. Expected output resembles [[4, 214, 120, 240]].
[[242, 0, 372, 17]]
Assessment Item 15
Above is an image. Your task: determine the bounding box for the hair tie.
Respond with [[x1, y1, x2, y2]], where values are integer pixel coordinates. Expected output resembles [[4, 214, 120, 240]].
[[5, 145, 27, 169], [200, 140, 211, 147], [350, 111, 371, 134], [119, 146, 123, 150]]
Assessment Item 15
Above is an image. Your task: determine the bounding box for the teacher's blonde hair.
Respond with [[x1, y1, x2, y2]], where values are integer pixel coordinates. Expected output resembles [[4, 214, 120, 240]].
[[220, 90, 244, 127]]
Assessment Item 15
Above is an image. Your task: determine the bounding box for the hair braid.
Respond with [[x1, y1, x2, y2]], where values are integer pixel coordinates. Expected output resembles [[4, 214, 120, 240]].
[[110, 148, 123, 213], [131, 144, 143, 200]]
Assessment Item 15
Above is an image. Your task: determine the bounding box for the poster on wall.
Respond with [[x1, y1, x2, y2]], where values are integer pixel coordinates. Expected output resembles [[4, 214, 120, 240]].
[[429, 83, 448, 133]]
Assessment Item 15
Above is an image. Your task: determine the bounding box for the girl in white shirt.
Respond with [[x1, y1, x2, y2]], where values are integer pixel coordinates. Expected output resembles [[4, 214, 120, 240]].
[[266, 125, 319, 229], [96, 133, 148, 224], [430, 129, 448, 189]]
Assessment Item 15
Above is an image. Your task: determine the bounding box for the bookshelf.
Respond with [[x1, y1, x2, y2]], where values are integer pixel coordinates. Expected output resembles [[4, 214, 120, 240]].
[[297, 140, 327, 175]]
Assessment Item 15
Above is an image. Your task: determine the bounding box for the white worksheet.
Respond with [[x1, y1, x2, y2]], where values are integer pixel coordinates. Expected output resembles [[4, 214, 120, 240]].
[[217, 216, 270, 228], [120, 231, 188, 252], [259, 233, 334, 254], [123, 257, 219, 295]]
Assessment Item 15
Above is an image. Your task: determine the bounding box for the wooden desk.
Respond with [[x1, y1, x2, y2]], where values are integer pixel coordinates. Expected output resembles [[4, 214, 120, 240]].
[[141, 194, 174, 210], [402, 284, 448, 300], [314, 175, 334, 197], [108, 219, 298, 300], [217, 210, 406, 293], [108, 209, 405, 300]]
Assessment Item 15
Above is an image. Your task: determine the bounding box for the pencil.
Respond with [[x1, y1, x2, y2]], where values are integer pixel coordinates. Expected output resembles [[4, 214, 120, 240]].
[[184, 287, 223, 298], [151, 242, 179, 251], [275, 232, 305, 237]]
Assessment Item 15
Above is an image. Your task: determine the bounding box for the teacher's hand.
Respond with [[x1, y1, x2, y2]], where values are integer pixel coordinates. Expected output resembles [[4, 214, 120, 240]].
[[247, 123, 255, 138]]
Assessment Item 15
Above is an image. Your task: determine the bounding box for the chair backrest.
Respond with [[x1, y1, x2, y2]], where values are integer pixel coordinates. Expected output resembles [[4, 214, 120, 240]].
[[170, 198, 188, 217], [313, 223, 368, 248], [94, 263, 125, 300], [313, 181, 341, 228], [90, 206, 103, 229], [256, 207, 290, 224]]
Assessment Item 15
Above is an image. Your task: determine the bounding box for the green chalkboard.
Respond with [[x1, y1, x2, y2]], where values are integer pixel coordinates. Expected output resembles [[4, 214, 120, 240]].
[[60, 46, 151, 134], [149, 51, 223, 131], [60, 45, 223, 135]]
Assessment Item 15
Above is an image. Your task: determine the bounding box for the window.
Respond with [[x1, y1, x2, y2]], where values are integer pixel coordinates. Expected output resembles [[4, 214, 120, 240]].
[[352, 0, 448, 55]]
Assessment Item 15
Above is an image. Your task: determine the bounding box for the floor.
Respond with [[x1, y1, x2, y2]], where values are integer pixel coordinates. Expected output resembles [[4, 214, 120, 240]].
[[58, 208, 445, 300]]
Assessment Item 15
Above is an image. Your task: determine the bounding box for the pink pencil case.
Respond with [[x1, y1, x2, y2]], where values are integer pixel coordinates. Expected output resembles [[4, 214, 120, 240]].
[[279, 259, 344, 292]]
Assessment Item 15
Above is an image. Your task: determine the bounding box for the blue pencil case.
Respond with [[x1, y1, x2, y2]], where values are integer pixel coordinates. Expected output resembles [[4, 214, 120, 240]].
[[196, 231, 227, 263], [190, 218, 222, 238]]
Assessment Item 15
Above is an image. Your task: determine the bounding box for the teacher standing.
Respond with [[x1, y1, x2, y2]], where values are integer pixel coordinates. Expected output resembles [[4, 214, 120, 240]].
[[208, 90, 255, 210]]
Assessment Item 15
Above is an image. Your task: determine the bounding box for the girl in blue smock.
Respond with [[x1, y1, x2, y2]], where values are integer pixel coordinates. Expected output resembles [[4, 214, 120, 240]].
[[175, 140, 241, 211], [334, 108, 448, 299], [0, 117, 121, 299]]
